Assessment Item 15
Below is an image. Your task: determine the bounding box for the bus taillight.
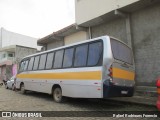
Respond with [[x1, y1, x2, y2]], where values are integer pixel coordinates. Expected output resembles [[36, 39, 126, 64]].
[[108, 65, 114, 83], [108, 66, 113, 78]]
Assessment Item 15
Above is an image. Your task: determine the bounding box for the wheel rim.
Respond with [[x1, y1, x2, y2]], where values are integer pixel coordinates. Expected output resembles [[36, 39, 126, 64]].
[[54, 88, 62, 102]]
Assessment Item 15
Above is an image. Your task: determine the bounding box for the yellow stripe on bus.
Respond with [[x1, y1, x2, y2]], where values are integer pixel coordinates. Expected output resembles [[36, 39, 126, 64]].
[[16, 71, 102, 80], [113, 67, 135, 80]]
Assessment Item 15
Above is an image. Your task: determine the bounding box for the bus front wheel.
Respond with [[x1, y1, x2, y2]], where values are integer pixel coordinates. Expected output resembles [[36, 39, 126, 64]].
[[53, 87, 65, 103]]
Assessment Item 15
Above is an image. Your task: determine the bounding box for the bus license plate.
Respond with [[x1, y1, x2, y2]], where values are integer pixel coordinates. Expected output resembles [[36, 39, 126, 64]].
[[121, 91, 128, 94]]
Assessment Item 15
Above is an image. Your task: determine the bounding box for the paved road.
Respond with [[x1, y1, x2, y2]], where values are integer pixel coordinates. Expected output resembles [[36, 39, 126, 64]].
[[0, 85, 159, 120]]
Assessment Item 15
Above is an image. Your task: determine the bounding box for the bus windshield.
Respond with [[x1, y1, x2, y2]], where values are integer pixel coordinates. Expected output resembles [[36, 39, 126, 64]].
[[110, 39, 133, 65]]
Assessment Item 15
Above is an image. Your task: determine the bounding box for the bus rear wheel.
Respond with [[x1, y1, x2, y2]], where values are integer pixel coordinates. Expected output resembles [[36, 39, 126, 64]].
[[53, 87, 65, 103]]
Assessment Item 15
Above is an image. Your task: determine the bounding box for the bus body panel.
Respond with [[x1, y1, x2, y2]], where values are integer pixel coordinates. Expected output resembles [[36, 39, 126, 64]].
[[16, 67, 103, 98], [103, 37, 135, 98], [16, 35, 135, 99]]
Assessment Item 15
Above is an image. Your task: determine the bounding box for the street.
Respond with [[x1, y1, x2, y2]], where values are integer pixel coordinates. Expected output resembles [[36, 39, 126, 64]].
[[0, 85, 158, 120]]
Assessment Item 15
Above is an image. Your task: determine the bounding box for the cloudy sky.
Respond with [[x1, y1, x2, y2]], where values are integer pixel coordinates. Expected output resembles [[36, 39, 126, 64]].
[[0, 0, 75, 38]]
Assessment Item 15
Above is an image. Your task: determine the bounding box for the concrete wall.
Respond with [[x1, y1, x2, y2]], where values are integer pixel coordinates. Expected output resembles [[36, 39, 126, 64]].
[[15, 46, 37, 64], [6, 65, 12, 80], [45, 31, 88, 49], [91, 18, 127, 43], [47, 40, 64, 50], [64, 31, 88, 45], [0, 46, 36, 81], [75, 0, 139, 24], [0, 28, 40, 50], [91, 3, 160, 87], [131, 3, 160, 86], [0, 28, 2, 48], [0, 64, 15, 81], [0, 66, 6, 81]]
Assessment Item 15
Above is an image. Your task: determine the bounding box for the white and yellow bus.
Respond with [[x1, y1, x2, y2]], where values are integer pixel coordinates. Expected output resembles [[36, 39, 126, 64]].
[[16, 35, 135, 102]]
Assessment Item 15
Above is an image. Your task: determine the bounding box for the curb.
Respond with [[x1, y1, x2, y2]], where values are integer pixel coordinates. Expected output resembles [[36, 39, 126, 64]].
[[107, 96, 157, 107]]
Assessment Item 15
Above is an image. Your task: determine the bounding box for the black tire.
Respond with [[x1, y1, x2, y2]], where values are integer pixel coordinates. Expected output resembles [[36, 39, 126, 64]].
[[20, 83, 26, 94], [53, 87, 65, 103]]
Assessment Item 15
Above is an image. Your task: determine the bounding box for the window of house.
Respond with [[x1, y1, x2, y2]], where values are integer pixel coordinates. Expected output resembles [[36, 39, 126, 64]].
[[3, 54, 6, 58], [8, 53, 13, 57]]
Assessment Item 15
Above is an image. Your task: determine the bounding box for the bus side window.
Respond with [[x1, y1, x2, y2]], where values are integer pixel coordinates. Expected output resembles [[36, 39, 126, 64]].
[[111, 39, 133, 64], [74, 44, 88, 67], [39, 54, 47, 70], [28, 57, 35, 71], [87, 42, 102, 66], [54, 50, 64, 69], [45, 52, 54, 69], [33, 56, 40, 70], [19, 61, 25, 72], [24, 60, 29, 71], [63, 47, 74, 68]]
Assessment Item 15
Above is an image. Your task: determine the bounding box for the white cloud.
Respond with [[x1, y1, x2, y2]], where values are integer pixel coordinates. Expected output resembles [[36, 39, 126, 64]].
[[0, 0, 75, 38]]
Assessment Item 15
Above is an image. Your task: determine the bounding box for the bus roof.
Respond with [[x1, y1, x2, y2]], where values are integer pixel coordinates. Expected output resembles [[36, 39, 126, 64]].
[[21, 35, 130, 60]]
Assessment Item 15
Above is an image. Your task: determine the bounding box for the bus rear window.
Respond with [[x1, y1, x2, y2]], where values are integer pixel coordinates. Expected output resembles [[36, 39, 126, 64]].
[[110, 39, 133, 65]]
